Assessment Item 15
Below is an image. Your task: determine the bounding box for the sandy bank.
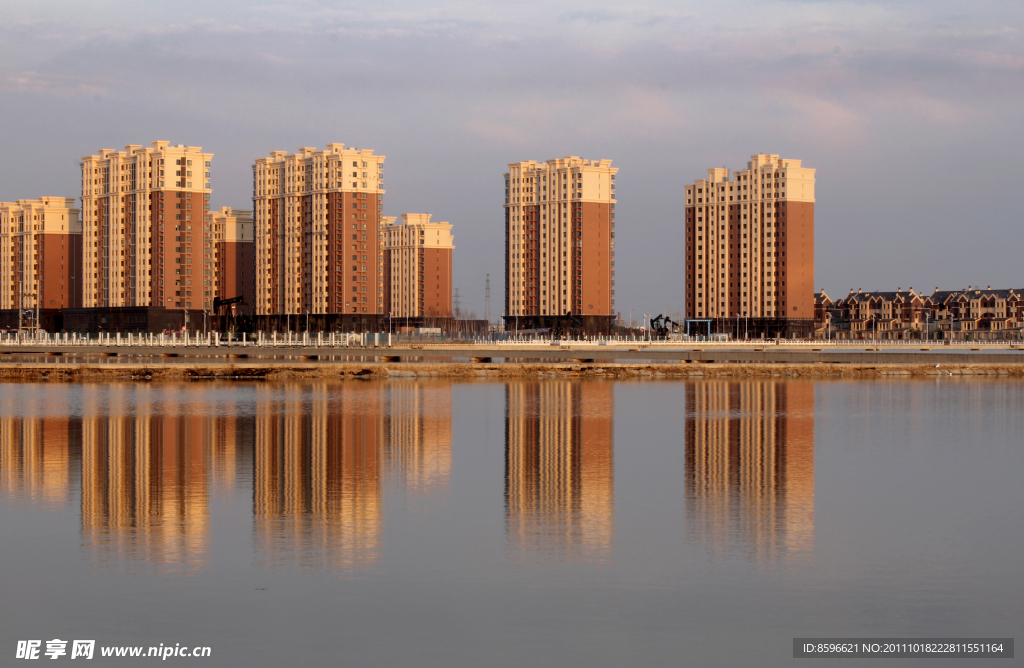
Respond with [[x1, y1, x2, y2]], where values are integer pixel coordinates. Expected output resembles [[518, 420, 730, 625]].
[[0, 361, 1022, 381]]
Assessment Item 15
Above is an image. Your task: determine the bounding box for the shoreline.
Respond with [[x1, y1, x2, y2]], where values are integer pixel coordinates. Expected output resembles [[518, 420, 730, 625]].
[[0, 361, 1022, 380]]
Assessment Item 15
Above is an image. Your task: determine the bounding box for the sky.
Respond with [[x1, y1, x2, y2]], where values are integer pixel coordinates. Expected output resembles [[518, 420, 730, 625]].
[[1, 0, 1022, 319]]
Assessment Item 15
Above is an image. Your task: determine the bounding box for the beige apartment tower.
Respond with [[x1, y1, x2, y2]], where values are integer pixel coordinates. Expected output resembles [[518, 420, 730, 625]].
[[382, 214, 454, 318], [80, 141, 213, 310], [504, 157, 617, 323], [685, 154, 815, 332], [211, 207, 255, 317], [0, 198, 82, 323], [252, 144, 385, 317]]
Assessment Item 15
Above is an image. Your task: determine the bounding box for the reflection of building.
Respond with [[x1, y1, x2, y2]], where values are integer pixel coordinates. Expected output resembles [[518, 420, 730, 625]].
[[1, 385, 242, 572], [0, 388, 79, 509], [382, 381, 452, 495], [209, 394, 254, 495], [505, 381, 614, 561], [80, 386, 212, 573], [253, 384, 383, 569], [685, 381, 814, 561], [1, 381, 462, 574]]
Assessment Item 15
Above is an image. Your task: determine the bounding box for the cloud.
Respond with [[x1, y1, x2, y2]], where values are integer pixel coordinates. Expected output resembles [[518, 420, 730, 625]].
[[0, 71, 116, 97], [781, 96, 865, 145], [1, 0, 1024, 308]]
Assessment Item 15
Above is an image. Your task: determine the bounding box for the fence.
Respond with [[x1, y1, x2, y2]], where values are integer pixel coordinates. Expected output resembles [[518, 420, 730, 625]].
[[0, 331, 1019, 350]]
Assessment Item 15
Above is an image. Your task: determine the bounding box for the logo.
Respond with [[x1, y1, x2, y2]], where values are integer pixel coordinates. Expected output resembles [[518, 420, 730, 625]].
[[15, 640, 95, 660]]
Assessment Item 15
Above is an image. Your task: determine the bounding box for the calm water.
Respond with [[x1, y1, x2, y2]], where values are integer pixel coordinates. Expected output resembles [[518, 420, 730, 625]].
[[0, 379, 1020, 667]]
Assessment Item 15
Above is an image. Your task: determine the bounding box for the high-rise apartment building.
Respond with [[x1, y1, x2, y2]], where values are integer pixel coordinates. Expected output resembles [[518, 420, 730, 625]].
[[685, 154, 815, 329], [382, 213, 454, 318], [252, 144, 385, 318], [504, 157, 617, 324], [80, 142, 213, 311], [0, 198, 82, 318], [211, 207, 255, 316]]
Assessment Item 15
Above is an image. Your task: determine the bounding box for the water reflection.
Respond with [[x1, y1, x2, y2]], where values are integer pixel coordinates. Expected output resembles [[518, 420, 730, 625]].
[[253, 383, 384, 570], [685, 381, 815, 561], [0, 382, 463, 574], [381, 381, 452, 497], [0, 387, 80, 510], [0, 380, 817, 571], [80, 387, 212, 574], [210, 396, 255, 496], [504, 381, 614, 562], [251, 381, 455, 570]]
